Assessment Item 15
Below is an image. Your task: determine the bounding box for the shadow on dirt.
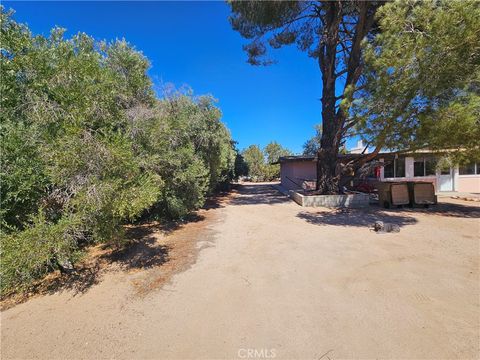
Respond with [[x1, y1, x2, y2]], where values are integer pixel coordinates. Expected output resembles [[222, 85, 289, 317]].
[[136, 213, 206, 235], [297, 200, 479, 228], [404, 202, 480, 219], [297, 209, 417, 229], [18, 226, 175, 300], [103, 235, 171, 270], [26, 263, 103, 299], [230, 183, 289, 206], [1, 209, 211, 310]]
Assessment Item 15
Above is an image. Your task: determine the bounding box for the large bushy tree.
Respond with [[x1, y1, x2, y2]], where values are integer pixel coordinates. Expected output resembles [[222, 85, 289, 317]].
[[228, 1, 382, 193], [264, 141, 292, 164], [242, 142, 291, 181], [264, 141, 292, 180], [0, 8, 236, 295], [242, 145, 265, 181]]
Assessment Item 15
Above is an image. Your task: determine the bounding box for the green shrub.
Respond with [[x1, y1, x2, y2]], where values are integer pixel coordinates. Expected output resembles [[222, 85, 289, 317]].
[[0, 8, 236, 295], [1, 212, 83, 295]]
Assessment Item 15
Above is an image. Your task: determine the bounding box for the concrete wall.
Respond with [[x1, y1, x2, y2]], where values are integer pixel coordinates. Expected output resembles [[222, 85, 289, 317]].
[[280, 161, 317, 190], [290, 191, 369, 208]]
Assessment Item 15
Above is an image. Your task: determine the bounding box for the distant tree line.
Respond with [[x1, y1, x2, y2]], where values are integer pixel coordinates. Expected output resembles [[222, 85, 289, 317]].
[[239, 142, 292, 182], [0, 9, 238, 295]]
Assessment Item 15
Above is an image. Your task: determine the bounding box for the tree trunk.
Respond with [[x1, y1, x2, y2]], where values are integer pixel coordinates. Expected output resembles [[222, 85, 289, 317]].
[[315, 2, 378, 194], [316, 1, 343, 193], [316, 147, 339, 194]]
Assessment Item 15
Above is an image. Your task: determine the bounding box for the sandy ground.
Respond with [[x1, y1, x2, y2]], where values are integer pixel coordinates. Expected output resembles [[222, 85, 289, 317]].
[[1, 183, 479, 359]]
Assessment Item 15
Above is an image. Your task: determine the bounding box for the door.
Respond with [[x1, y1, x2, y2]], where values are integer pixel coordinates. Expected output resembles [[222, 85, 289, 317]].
[[438, 167, 453, 191]]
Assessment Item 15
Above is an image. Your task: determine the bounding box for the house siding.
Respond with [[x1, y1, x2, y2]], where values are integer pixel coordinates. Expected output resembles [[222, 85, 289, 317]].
[[280, 154, 479, 194], [280, 161, 316, 190]]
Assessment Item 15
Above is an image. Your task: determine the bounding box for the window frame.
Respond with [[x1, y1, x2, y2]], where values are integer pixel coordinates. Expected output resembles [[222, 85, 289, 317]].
[[414, 158, 426, 177], [459, 162, 479, 176], [383, 160, 394, 178], [383, 157, 406, 179], [414, 157, 437, 177], [395, 157, 406, 178]]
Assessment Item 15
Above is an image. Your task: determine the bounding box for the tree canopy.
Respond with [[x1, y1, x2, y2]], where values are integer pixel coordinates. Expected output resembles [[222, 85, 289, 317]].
[[229, 0, 479, 190], [242, 145, 266, 181], [355, 0, 480, 163], [229, 0, 382, 193], [264, 141, 292, 164], [302, 125, 322, 156], [242, 142, 291, 181]]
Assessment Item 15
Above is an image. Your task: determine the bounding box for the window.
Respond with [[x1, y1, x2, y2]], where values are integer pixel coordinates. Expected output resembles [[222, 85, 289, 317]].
[[383, 157, 405, 178], [414, 157, 437, 177], [459, 163, 476, 175], [384, 161, 394, 178], [414, 160, 424, 177], [395, 157, 405, 178], [425, 158, 436, 176]]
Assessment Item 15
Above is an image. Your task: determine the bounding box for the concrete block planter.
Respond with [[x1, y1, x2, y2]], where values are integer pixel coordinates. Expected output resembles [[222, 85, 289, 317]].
[[289, 190, 369, 208]]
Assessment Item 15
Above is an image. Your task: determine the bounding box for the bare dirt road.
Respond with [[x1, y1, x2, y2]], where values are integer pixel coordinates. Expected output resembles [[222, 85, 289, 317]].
[[1, 183, 479, 359]]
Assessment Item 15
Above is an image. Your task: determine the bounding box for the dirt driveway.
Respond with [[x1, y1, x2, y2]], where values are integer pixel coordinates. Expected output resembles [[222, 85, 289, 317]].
[[1, 183, 479, 359]]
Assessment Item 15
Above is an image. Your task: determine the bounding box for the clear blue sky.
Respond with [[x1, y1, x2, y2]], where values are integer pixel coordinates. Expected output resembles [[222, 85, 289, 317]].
[[4, 1, 359, 154]]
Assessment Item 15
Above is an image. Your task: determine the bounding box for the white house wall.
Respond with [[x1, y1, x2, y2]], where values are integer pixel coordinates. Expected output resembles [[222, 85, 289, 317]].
[[456, 166, 480, 193]]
